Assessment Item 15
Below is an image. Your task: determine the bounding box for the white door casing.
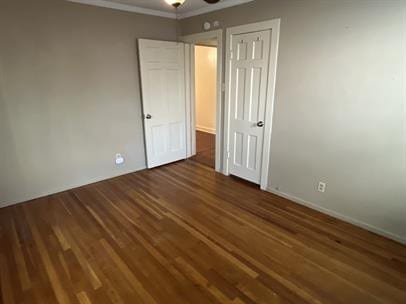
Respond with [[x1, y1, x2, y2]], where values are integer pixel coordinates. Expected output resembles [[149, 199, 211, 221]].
[[138, 39, 187, 168], [224, 20, 280, 189], [181, 29, 224, 173]]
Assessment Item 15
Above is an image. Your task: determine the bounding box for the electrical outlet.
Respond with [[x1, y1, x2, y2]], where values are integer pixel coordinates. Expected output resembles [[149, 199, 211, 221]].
[[317, 182, 327, 193], [115, 154, 124, 165]]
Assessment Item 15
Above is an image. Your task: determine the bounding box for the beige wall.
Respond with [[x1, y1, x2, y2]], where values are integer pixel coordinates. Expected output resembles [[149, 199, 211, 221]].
[[0, 0, 176, 207], [195, 46, 217, 134], [181, 0, 406, 243]]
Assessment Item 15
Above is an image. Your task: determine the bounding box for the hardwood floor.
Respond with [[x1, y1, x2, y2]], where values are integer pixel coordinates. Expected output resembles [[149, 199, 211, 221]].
[[191, 130, 215, 168], [1, 160, 405, 304]]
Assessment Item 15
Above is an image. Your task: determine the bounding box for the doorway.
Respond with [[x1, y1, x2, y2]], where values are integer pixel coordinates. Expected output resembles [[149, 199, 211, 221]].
[[192, 44, 217, 168], [182, 30, 223, 172]]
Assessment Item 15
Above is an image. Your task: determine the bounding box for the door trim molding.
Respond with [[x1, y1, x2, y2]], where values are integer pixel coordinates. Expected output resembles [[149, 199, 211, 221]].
[[182, 29, 224, 173], [224, 19, 281, 190]]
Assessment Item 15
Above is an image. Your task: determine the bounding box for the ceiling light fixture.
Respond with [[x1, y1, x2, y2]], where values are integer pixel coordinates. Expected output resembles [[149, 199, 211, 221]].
[[165, 0, 186, 8], [164, 0, 221, 8]]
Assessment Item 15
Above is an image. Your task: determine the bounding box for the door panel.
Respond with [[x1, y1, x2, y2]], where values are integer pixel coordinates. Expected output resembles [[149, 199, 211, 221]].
[[228, 30, 272, 183], [139, 39, 187, 168]]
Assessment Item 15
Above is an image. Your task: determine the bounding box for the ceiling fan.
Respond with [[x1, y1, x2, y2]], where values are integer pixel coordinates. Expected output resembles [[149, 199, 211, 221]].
[[165, 0, 220, 8]]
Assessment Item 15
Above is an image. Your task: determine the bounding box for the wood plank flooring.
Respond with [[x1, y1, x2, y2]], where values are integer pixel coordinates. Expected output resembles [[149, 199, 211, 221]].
[[191, 131, 215, 168], [1, 160, 405, 304]]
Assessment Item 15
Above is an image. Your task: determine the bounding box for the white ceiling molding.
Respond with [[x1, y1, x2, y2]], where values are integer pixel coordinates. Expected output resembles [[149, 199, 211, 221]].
[[177, 0, 254, 19], [66, 0, 177, 19], [66, 0, 255, 20]]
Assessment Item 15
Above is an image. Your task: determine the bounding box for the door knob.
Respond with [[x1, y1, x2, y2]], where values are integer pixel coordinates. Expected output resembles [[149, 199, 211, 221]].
[[257, 121, 264, 127], [145, 114, 152, 119]]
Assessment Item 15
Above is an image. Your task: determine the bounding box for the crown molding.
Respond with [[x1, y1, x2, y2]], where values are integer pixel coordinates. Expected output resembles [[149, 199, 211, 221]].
[[66, 0, 255, 20], [66, 0, 177, 19]]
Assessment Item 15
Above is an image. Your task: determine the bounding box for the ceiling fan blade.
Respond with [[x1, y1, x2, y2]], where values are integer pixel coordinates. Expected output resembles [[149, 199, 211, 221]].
[[203, 0, 220, 3]]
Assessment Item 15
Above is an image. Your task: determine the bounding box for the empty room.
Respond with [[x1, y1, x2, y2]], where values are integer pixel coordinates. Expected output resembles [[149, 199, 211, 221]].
[[0, 0, 405, 303]]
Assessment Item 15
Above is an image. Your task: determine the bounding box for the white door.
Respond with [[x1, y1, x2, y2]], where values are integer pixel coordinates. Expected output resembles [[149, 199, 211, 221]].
[[228, 30, 272, 183], [138, 39, 187, 168]]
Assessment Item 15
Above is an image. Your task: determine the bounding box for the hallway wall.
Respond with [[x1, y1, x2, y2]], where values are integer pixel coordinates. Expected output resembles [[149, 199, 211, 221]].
[[195, 46, 217, 134]]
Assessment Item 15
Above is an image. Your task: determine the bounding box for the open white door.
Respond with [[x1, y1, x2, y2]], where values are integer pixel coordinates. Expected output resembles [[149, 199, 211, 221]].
[[138, 39, 188, 168]]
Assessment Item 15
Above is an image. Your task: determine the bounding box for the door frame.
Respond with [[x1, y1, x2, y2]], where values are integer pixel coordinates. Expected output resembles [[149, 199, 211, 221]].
[[181, 29, 224, 173], [224, 19, 281, 190]]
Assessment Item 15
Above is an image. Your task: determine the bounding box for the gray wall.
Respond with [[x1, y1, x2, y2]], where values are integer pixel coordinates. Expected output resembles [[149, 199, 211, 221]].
[[181, 0, 406, 243], [1, 0, 405, 243], [0, 0, 176, 206]]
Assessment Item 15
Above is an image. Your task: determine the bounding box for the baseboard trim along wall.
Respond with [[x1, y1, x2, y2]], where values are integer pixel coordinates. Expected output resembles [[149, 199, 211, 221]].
[[196, 125, 216, 134], [266, 187, 406, 245], [0, 164, 147, 209]]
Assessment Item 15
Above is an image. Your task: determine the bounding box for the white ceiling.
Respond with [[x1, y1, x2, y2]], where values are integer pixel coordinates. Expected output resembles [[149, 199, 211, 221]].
[[67, 0, 254, 19]]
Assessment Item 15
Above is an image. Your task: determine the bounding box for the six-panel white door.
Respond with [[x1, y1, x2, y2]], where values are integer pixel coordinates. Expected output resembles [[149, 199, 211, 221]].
[[138, 39, 187, 168], [228, 30, 272, 183]]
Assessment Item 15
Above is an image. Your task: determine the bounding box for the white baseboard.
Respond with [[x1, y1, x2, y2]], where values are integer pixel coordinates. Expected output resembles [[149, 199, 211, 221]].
[[0, 164, 147, 209], [266, 187, 406, 245], [196, 125, 216, 134]]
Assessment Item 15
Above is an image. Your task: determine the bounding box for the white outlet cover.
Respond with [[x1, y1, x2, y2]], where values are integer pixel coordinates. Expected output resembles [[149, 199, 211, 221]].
[[115, 154, 124, 165], [317, 182, 327, 193]]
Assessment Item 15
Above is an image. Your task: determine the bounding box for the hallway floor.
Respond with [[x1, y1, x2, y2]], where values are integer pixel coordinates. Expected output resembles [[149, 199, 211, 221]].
[[191, 130, 215, 169]]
